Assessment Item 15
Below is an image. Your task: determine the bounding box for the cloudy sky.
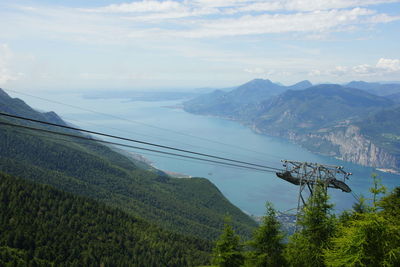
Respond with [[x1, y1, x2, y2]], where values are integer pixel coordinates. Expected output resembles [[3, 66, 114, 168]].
[[0, 0, 399, 91]]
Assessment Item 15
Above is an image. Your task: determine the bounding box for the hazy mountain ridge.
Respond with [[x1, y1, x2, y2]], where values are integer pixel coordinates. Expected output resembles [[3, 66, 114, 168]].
[[386, 92, 400, 103], [0, 89, 66, 126], [183, 79, 313, 118], [346, 81, 400, 96], [0, 88, 257, 240], [183, 80, 400, 171]]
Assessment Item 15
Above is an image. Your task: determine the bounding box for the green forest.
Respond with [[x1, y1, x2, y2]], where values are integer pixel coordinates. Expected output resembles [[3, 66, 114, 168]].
[[0, 172, 212, 266], [0, 88, 257, 241], [211, 175, 400, 267], [0, 88, 260, 265]]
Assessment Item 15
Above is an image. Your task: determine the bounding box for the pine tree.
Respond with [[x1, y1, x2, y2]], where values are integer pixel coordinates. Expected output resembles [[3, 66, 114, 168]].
[[369, 173, 386, 210], [379, 187, 400, 219], [284, 182, 335, 267], [323, 177, 400, 267], [352, 195, 368, 214], [212, 217, 244, 267], [324, 212, 399, 267], [247, 202, 286, 267]]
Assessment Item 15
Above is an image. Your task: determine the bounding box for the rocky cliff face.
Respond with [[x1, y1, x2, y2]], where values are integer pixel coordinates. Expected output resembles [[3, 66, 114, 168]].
[[273, 124, 399, 170], [323, 126, 398, 168], [190, 109, 400, 171]]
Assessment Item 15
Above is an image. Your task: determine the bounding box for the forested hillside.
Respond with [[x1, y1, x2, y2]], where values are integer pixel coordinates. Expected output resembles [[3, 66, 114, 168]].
[[356, 106, 400, 157], [0, 88, 257, 240], [251, 84, 393, 134], [0, 172, 211, 266]]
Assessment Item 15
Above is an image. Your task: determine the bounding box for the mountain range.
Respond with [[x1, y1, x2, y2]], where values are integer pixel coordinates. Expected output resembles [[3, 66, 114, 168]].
[[184, 79, 312, 118], [183, 79, 400, 172]]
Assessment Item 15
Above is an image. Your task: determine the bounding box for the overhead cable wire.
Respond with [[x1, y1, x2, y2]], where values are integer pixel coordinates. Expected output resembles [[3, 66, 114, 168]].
[[0, 112, 283, 172], [3, 88, 283, 161], [6, 126, 271, 174], [58, 115, 281, 168], [351, 190, 361, 203], [0, 120, 281, 173]]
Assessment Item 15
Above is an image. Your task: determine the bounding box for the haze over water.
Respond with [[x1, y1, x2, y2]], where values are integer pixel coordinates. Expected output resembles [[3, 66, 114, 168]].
[[19, 92, 400, 216]]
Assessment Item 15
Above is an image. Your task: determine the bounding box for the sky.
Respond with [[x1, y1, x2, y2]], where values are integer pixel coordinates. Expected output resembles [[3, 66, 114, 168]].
[[0, 0, 400, 91]]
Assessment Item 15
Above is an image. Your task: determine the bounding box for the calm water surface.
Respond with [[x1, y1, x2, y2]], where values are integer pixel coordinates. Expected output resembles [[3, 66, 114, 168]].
[[21, 93, 400, 216]]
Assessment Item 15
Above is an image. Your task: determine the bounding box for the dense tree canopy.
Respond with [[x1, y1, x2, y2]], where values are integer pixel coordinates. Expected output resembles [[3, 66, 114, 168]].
[[324, 185, 400, 267], [246, 202, 286, 267], [0, 88, 257, 241], [210, 176, 400, 267], [212, 217, 245, 267], [0, 172, 212, 266]]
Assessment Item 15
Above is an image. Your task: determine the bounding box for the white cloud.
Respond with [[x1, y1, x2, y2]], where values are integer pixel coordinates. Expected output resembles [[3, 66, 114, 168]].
[[1, 1, 399, 89], [80, 72, 155, 80], [244, 67, 265, 74], [84, 0, 218, 20], [350, 58, 400, 75], [83, 0, 400, 22], [310, 58, 400, 79], [331, 66, 349, 75], [308, 69, 322, 76], [0, 44, 22, 85], [100, 1, 184, 13], [3, 0, 398, 42], [376, 58, 400, 71], [93, 0, 399, 14], [176, 8, 379, 38], [193, 0, 251, 8], [368, 13, 400, 23], [352, 64, 376, 75], [279, 0, 398, 12], [243, 67, 294, 78]]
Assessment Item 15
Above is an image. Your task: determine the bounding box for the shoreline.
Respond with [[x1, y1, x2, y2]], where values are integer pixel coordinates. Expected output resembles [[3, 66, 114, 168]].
[[376, 168, 400, 175], [180, 107, 400, 176]]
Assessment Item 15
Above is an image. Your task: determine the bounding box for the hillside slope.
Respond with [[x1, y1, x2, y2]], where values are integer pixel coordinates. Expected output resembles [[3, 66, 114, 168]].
[[0, 88, 257, 240], [0, 172, 211, 266], [252, 84, 393, 134], [356, 106, 400, 156]]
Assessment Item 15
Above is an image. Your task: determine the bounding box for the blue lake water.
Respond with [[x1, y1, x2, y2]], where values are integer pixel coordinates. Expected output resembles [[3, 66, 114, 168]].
[[18, 92, 400, 216]]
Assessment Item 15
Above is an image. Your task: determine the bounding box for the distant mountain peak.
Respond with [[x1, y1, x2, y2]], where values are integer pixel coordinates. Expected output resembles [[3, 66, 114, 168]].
[[296, 80, 312, 86], [0, 88, 67, 126], [348, 80, 376, 85], [246, 78, 274, 85], [0, 88, 11, 99], [345, 81, 400, 96], [288, 80, 312, 90]]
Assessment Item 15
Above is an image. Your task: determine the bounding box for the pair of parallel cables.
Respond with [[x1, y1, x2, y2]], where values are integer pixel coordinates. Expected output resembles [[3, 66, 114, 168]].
[[0, 112, 283, 174]]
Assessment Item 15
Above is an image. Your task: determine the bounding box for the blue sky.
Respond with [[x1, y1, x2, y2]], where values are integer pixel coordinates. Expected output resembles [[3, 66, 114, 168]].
[[0, 0, 399, 91]]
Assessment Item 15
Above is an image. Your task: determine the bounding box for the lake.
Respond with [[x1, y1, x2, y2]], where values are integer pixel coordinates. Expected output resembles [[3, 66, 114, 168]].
[[16, 91, 400, 216]]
